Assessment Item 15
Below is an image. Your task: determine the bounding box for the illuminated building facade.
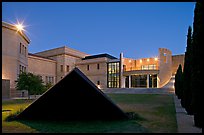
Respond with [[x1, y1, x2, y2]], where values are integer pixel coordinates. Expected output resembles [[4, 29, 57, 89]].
[[2, 21, 184, 98]]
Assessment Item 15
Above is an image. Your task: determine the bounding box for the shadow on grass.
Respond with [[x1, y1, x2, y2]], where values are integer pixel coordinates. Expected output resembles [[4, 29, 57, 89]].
[[2, 110, 12, 112], [17, 119, 150, 133]]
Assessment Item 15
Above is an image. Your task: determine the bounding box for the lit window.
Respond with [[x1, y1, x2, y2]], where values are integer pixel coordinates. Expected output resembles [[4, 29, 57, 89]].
[[147, 59, 150, 62], [140, 59, 142, 63], [141, 64, 156, 70]]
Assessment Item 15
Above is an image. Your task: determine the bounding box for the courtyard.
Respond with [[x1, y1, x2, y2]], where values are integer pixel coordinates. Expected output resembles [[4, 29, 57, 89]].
[[2, 93, 176, 133]]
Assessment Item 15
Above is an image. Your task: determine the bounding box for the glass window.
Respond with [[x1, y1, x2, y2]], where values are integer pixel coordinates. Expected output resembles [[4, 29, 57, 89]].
[[141, 65, 148, 70], [87, 65, 89, 71], [107, 62, 120, 88], [97, 64, 100, 70], [131, 75, 147, 88], [123, 65, 126, 71], [60, 65, 63, 72], [19, 65, 21, 73], [141, 65, 156, 70], [66, 65, 69, 72], [25, 47, 26, 57], [22, 45, 24, 55], [20, 43, 21, 54], [46, 76, 48, 83]]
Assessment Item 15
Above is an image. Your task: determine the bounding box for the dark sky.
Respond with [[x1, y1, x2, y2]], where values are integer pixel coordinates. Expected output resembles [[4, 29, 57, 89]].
[[2, 2, 195, 59]]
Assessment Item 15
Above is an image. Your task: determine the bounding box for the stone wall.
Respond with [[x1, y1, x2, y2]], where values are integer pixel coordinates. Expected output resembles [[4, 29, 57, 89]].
[[2, 23, 29, 89], [28, 54, 56, 84], [2, 79, 10, 99], [172, 54, 185, 75], [76, 57, 108, 89], [158, 48, 172, 88]]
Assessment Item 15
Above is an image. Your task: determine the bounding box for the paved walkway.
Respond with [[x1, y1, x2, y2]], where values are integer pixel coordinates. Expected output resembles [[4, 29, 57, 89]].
[[174, 95, 202, 133], [102, 87, 174, 94], [102, 86, 202, 133]]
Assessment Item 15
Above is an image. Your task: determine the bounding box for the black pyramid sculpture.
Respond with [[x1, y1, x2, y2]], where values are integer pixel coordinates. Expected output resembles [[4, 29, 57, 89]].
[[16, 68, 128, 121]]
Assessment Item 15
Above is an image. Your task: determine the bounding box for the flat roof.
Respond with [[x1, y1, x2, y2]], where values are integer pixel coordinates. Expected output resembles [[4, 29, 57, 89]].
[[28, 53, 56, 61], [82, 53, 117, 60]]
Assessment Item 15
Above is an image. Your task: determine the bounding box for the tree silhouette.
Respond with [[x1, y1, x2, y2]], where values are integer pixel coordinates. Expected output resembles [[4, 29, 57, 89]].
[[191, 1, 203, 129], [182, 26, 193, 115]]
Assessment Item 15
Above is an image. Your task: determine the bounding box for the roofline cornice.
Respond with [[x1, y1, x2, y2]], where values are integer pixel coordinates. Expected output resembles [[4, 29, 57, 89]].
[[2, 21, 31, 44]]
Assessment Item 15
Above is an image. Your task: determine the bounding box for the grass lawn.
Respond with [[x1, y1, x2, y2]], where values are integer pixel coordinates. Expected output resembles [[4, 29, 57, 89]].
[[2, 94, 177, 133]]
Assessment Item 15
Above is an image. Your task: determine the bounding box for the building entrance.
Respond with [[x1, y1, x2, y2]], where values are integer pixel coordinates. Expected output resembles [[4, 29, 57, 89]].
[[149, 74, 157, 88], [125, 74, 157, 88]]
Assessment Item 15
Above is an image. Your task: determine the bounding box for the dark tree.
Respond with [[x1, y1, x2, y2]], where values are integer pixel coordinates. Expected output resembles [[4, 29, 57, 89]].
[[181, 26, 193, 115], [16, 72, 45, 98], [174, 64, 183, 100], [191, 1, 203, 129]]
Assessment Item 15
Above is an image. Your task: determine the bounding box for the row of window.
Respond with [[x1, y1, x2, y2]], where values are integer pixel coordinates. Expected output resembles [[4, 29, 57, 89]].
[[87, 64, 100, 71], [125, 74, 157, 88], [60, 64, 100, 72], [45, 76, 54, 84], [20, 42, 27, 57], [39, 75, 54, 84], [19, 64, 26, 73], [60, 65, 70, 72], [141, 64, 156, 70], [107, 62, 120, 88]]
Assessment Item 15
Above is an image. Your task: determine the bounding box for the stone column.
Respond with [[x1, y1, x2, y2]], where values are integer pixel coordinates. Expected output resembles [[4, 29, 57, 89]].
[[120, 52, 123, 88], [147, 74, 149, 88], [129, 75, 131, 88]]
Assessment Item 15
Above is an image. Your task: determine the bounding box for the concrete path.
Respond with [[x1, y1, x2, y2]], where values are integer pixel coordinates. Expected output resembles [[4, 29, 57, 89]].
[[174, 95, 202, 133], [102, 87, 174, 94], [102, 86, 202, 133]]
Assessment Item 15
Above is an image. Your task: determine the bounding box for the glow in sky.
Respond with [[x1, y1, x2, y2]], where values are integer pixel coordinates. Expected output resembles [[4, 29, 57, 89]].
[[2, 2, 195, 59]]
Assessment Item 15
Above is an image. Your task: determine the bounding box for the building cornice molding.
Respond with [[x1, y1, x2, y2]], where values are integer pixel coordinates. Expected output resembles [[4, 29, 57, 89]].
[[35, 46, 89, 59], [28, 53, 56, 63], [2, 21, 31, 44]]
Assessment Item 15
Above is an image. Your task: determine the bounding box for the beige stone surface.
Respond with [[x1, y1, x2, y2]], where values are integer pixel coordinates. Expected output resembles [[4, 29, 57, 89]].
[[2, 21, 186, 98], [28, 54, 56, 84], [2, 22, 30, 90], [76, 57, 109, 89], [2, 79, 10, 99], [158, 48, 172, 88], [35, 46, 89, 82], [172, 54, 185, 75]]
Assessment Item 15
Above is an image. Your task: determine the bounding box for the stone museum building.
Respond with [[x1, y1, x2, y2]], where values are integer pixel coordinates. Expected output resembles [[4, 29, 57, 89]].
[[2, 21, 185, 98]]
